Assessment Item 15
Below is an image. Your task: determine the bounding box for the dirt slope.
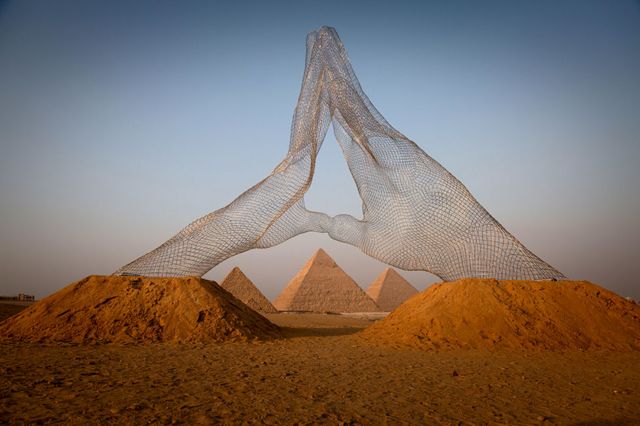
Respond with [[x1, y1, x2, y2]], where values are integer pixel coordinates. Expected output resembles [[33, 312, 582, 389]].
[[363, 279, 640, 351], [0, 275, 281, 343]]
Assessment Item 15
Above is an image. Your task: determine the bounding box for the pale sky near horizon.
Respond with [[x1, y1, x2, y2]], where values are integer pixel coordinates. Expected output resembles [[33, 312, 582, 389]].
[[1, 0, 639, 300]]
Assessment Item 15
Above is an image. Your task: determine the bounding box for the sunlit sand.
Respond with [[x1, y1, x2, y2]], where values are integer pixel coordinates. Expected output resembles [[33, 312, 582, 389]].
[[1, 274, 639, 423]]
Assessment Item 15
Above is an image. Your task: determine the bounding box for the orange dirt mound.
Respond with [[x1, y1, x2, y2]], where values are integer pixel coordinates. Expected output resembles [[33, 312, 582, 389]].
[[0, 275, 281, 343], [363, 279, 640, 351]]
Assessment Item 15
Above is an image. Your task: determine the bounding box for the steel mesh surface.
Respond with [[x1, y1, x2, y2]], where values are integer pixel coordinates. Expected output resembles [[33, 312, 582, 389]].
[[115, 27, 564, 281]]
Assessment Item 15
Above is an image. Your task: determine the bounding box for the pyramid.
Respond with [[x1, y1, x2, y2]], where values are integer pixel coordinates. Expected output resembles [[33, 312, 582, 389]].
[[0, 275, 281, 343], [366, 268, 419, 311], [363, 279, 640, 351], [221, 267, 277, 313], [273, 249, 379, 313]]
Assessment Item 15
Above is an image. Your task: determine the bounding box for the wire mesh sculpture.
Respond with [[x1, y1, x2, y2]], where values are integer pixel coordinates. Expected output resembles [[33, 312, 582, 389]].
[[115, 26, 565, 281]]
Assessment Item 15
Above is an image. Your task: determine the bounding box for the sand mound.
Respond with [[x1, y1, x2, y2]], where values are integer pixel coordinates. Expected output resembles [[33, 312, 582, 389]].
[[366, 268, 418, 311], [274, 249, 379, 313], [0, 275, 281, 343], [363, 279, 640, 351], [221, 267, 277, 313]]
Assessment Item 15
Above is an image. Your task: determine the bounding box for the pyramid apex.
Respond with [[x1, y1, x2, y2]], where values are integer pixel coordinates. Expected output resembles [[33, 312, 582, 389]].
[[225, 266, 247, 278], [374, 267, 396, 280], [313, 248, 329, 256], [309, 248, 336, 265], [384, 267, 401, 277]]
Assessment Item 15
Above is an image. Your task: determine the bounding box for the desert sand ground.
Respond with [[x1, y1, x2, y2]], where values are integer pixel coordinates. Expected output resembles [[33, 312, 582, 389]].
[[1, 310, 639, 425], [0, 303, 33, 322]]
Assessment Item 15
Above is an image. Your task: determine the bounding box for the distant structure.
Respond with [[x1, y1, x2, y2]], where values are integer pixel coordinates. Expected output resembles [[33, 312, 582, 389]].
[[0, 294, 35, 302], [366, 269, 418, 312], [274, 249, 379, 313], [221, 267, 277, 314], [115, 26, 565, 282]]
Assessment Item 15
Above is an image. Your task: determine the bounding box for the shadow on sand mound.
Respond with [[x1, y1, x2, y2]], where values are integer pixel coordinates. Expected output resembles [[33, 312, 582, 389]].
[[363, 279, 640, 351], [0, 275, 281, 343]]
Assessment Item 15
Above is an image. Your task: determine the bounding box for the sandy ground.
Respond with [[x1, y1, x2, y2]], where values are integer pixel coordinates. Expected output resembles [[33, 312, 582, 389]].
[[0, 303, 33, 322], [1, 311, 639, 424]]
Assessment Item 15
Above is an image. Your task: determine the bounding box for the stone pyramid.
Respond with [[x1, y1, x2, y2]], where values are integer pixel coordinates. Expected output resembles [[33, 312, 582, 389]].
[[273, 249, 379, 313], [221, 267, 277, 313], [366, 268, 419, 311]]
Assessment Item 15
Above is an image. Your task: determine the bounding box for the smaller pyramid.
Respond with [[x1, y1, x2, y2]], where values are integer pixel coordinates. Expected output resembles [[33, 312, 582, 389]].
[[366, 268, 419, 311], [274, 249, 380, 313], [221, 267, 277, 313]]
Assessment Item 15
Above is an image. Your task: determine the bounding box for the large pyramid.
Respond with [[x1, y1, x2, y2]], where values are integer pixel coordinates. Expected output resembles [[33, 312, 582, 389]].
[[366, 268, 419, 311], [0, 275, 281, 343], [274, 249, 380, 313], [221, 267, 277, 314]]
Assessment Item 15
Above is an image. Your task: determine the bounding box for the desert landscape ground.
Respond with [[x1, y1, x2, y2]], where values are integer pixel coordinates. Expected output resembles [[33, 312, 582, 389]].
[[0, 303, 30, 322], [1, 311, 639, 424], [1, 275, 640, 424]]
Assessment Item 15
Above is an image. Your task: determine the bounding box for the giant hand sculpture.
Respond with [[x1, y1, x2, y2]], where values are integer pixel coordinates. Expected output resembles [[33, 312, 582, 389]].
[[116, 27, 564, 281], [115, 28, 333, 276]]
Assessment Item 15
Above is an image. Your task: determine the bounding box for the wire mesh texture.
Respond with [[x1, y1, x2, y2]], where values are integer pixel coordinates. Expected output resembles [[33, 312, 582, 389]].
[[115, 26, 565, 281]]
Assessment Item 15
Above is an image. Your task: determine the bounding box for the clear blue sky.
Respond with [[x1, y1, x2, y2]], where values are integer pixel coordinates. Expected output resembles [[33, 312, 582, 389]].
[[1, 0, 639, 299]]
